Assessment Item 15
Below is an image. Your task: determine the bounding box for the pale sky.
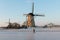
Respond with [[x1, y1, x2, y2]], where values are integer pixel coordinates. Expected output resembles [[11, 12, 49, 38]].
[[0, 0, 60, 26]]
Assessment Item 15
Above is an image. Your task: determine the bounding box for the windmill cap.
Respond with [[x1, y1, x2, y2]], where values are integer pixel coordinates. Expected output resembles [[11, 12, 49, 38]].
[[28, 13, 34, 16]]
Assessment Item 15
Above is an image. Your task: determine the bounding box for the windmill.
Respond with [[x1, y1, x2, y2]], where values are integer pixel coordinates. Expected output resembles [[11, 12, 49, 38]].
[[5, 18, 12, 28], [24, 2, 45, 27]]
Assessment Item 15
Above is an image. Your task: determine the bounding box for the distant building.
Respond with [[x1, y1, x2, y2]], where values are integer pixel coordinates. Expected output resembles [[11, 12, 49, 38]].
[[43, 23, 60, 28], [47, 23, 54, 28], [7, 22, 20, 29]]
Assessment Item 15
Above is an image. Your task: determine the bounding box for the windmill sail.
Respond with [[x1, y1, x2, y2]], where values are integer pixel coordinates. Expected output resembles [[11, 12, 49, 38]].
[[32, 2, 34, 14], [31, 2, 35, 27]]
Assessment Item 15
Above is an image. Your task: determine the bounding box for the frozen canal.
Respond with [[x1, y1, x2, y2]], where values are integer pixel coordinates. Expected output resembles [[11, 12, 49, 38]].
[[0, 28, 60, 40]]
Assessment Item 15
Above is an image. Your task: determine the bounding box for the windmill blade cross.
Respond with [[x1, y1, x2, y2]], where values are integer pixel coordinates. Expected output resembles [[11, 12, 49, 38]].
[[34, 14, 45, 16]]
